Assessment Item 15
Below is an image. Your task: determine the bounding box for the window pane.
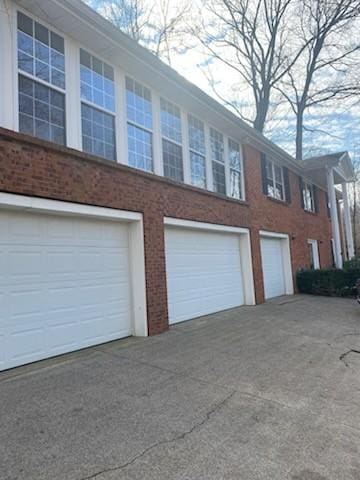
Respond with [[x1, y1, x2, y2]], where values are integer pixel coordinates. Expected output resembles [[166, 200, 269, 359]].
[[127, 124, 153, 172], [81, 103, 116, 161], [266, 159, 273, 180], [309, 243, 315, 269], [210, 127, 224, 163], [213, 161, 226, 194], [303, 183, 314, 211], [80, 49, 115, 112], [18, 74, 65, 145], [160, 98, 181, 144], [267, 179, 275, 198], [18, 12, 33, 36], [188, 115, 205, 155], [17, 13, 65, 90], [275, 182, 284, 200], [274, 165, 282, 183], [162, 139, 183, 182], [228, 138, 241, 170], [230, 169, 242, 199], [190, 151, 206, 188], [126, 77, 152, 130]]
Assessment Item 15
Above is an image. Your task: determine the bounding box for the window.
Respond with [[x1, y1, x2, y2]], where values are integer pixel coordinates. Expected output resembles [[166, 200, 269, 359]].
[[80, 49, 116, 160], [308, 240, 320, 269], [162, 139, 183, 182], [265, 158, 285, 201], [302, 181, 315, 212], [161, 98, 183, 181], [17, 12, 66, 145], [81, 104, 116, 161], [210, 127, 225, 194], [228, 139, 244, 200], [188, 115, 206, 188], [126, 77, 153, 172]]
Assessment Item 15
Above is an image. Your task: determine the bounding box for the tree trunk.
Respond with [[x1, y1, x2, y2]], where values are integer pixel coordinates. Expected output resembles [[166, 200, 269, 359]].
[[295, 105, 305, 161], [253, 92, 270, 133]]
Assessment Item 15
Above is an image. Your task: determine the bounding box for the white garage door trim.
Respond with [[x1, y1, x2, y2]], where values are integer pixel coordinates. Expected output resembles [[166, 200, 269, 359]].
[[0, 192, 148, 338], [164, 218, 256, 312], [259, 230, 294, 298]]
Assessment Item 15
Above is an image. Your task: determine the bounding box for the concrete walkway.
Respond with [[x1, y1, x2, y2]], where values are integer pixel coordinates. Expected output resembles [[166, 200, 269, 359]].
[[1, 295, 360, 480]]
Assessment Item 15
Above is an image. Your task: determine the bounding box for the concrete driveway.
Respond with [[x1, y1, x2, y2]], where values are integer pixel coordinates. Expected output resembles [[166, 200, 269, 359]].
[[2, 295, 360, 480]]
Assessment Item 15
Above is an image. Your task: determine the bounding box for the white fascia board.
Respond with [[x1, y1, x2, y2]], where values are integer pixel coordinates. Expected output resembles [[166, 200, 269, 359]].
[[0, 192, 142, 222], [259, 230, 290, 239], [164, 217, 249, 235]]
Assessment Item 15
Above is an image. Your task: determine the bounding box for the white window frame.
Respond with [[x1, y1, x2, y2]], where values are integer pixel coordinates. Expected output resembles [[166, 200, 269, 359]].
[[125, 75, 154, 173], [302, 180, 315, 213], [15, 8, 67, 145], [228, 137, 245, 201], [210, 126, 226, 195], [308, 239, 320, 269], [160, 96, 184, 182], [188, 113, 206, 189], [79, 47, 117, 161], [266, 158, 285, 201]]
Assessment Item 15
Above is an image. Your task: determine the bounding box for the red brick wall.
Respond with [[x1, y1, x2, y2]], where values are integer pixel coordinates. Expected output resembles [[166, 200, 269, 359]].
[[0, 129, 333, 334]]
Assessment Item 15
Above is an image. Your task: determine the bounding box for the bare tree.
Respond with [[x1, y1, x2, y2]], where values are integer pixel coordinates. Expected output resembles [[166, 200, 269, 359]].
[[193, 0, 310, 132], [278, 0, 360, 160], [87, 0, 189, 64]]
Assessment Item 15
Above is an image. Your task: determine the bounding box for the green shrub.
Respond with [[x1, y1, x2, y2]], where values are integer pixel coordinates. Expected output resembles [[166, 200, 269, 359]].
[[296, 268, 360, 297], [343, 257, 360, 271]]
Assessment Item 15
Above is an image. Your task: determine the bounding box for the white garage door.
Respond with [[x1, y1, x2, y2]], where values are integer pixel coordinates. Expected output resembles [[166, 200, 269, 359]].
[[0, 210, 132, 371], [261, 237, 286, 299], [165, 227, 244, 324]]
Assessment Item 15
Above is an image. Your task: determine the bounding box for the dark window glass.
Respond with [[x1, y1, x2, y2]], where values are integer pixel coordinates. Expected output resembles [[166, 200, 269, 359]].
[[18, 12, 33, 36], [50, 31, 64, 54], [81, 103, 116, 161], [35, 22, 49, 45], [213, 162, 226, 194], [18, 74, 65, 145], [162, 139, 183, 182]]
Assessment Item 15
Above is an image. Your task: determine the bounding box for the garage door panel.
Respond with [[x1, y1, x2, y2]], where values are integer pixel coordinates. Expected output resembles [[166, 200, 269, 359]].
[[0, 210, 133, 371], [165, 227, 244, 324], [261, 237, 286, 299]]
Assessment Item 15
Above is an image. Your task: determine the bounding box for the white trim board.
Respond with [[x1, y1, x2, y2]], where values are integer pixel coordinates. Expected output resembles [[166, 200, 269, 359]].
[[164, 217, 256, 306], [164, 217, 249, 235], [0, 192, 148, 337], [0, 192, 142, 222]]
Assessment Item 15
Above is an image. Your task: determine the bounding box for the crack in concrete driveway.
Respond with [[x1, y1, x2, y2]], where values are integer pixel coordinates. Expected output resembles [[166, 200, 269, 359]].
[[80, 391, 236, 480]]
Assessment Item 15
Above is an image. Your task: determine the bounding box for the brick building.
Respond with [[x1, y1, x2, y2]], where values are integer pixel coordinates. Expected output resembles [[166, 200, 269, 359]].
[[0, 0, 355, 370]]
